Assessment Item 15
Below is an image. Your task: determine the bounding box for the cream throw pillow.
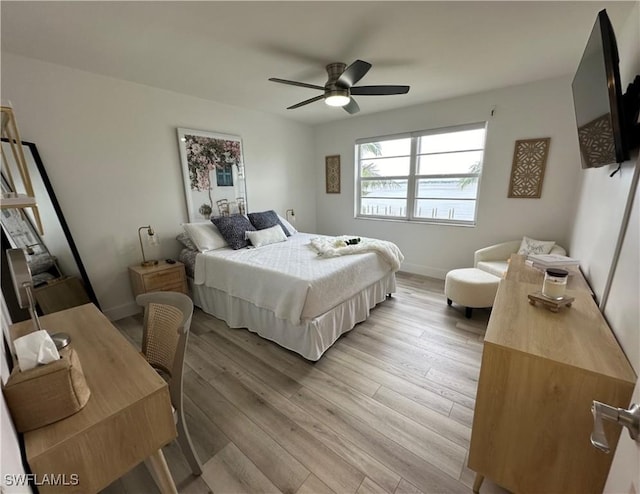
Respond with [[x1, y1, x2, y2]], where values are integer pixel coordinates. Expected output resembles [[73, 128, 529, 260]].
[[517, 236, 555, 255], [246, 224, 287, 248], [182, 222, 228, 252]]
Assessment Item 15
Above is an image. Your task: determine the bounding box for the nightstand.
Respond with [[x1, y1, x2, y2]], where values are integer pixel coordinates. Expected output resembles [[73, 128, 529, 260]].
[[129, 261, 188, 298]]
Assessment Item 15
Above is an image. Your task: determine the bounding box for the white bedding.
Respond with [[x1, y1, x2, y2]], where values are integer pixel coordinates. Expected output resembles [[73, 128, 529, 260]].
[[193, 233, 395, 324], [191, 273, 395, 361], [309, 235, 404, 270]]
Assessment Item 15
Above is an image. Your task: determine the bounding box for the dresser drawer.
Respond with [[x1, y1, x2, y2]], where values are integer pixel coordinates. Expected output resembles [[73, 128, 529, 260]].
[[143, 268, 184, 291]]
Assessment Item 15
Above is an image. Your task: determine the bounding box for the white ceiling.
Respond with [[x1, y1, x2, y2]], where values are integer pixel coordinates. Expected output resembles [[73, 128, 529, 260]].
[[1, 1, 636, 125]]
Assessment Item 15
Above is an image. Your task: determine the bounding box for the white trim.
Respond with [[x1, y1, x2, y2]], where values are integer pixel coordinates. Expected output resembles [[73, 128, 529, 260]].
[[102, 301, 140, 321]]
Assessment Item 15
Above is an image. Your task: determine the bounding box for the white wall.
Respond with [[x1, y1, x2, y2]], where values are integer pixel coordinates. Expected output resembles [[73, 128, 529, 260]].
[[569, 3, 639, 371], [1, 53, 316, 319], [570, 7, 639, 489], [313, 76, 582, 278]]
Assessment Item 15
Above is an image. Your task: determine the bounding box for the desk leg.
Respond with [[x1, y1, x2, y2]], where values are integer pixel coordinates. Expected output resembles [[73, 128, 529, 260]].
[[472, 473, 484, 493], [146, 449, 178, 494]]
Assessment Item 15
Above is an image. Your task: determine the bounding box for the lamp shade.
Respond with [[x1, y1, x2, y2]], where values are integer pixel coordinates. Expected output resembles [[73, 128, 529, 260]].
[[138, 225, 159, 267]]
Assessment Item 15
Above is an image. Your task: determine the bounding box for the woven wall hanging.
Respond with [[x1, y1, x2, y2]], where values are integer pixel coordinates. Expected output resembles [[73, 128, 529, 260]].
[[325, 155, 341, 194], [508, 138, 550, 198]]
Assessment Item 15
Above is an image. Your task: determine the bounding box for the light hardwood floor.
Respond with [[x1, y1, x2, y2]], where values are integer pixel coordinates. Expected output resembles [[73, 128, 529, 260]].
[[105, 272, 509, 494]]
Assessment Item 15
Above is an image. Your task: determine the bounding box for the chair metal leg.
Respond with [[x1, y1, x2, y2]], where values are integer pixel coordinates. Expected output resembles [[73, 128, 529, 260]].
[[176, 406, 203, 476], [465, 307, 472, 318]]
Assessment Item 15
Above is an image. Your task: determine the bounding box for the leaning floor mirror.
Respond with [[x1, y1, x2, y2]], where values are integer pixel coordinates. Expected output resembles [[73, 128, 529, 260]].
[[1, 140, 98, 321]]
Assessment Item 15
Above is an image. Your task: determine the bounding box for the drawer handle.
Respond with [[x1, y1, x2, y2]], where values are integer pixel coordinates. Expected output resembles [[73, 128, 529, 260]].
[[590, 400, 640, 453]]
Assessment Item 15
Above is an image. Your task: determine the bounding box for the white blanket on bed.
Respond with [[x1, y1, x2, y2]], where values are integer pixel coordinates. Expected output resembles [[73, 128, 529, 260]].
[[309, 236, 405, 271], [193, 233, 395, 325]]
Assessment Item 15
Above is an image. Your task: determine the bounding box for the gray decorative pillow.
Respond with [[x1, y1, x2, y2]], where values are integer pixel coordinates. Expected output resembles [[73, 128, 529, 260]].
[[248, 210, 291, 237], [211, 215, 256, 250], [176, 232, 198, 252]]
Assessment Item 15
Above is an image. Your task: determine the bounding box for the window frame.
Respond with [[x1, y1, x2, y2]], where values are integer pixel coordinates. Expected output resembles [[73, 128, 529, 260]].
[[216, 164, 234, 187], [355, 122, 487, 226]]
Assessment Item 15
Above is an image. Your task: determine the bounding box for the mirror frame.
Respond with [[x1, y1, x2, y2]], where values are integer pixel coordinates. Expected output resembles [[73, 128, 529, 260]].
[[1, 139, 99, 307]]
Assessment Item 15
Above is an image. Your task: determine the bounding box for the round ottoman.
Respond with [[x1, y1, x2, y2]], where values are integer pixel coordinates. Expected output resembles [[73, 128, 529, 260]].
[[444, 268, 500, 318]]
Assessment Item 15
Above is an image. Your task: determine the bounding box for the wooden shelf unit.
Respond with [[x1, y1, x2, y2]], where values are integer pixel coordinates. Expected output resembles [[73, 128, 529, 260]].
[[128, 260, 188, 298], [468, 255, 636, 493], [1, 105, 43, 233]]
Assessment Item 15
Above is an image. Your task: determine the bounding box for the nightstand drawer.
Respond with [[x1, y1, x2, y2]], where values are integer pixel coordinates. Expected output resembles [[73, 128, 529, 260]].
[[129, 261, 188, 298], [158, 282, 188, 294], [144, 268, 184, 290]]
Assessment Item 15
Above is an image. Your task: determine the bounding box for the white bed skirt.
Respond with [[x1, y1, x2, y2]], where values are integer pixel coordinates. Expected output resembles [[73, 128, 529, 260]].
[[190, 272, 396, 361]]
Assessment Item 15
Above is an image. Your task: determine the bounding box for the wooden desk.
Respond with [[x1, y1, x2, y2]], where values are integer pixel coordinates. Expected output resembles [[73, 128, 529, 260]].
[[468, 255, 636, 493], [9, 304, 177, 493]]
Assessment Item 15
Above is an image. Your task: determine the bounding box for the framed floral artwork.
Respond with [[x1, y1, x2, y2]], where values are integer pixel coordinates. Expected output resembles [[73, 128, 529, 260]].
[[177, 128, 248, 221], [325, 155, 341, 194]]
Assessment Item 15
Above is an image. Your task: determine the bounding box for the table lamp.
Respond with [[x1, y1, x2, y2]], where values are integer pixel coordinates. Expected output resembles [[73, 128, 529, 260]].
[[138, 225, 159, 267]]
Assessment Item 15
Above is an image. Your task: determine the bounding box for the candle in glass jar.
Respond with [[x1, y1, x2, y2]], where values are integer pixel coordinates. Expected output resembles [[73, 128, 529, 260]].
[[542, 268, 569, 300]]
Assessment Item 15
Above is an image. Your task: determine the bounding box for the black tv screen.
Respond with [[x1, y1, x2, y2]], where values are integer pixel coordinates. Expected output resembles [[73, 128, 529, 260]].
[[572, 9, 628, 168]]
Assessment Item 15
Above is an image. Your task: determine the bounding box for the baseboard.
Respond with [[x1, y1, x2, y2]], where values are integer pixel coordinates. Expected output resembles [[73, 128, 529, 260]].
[[102, 301, 140, 321], [399, 262, 448, 280]]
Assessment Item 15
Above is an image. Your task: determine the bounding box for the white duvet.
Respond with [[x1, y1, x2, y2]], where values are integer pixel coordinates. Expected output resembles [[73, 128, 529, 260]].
[[193, 233, 399, 324]]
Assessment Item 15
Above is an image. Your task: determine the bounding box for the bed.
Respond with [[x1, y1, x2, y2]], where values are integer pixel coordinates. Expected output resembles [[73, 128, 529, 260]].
[[178, 217, 402, 360]]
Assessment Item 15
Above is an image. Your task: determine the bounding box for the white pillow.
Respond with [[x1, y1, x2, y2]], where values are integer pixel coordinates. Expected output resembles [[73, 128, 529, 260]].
[[517, 236, 556, 256], [277, 214, 298, 235], [182, 222, 228, 252], [246, 224, 287, 248]]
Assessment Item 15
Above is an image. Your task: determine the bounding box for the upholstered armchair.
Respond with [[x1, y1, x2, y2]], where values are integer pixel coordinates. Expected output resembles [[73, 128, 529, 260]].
[[474, 240, 567, 278]]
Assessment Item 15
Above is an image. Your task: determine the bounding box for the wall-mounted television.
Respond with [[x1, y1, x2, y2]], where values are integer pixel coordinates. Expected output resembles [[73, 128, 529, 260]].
[[572, 9, 628, 169]]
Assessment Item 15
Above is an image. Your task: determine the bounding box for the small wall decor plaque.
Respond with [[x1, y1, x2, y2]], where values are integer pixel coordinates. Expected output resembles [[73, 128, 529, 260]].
[[325, 155, 341, 194], [508, 138, 550, 198]]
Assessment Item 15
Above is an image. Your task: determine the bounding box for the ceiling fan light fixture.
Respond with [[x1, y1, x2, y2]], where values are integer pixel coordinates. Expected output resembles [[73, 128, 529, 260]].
[[324, 91, 350, 107]]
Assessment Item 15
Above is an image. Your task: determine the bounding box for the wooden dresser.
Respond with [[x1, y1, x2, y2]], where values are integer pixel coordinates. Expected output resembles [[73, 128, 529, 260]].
[[468, 255, 636, 493], [129, 260, 188, 298]]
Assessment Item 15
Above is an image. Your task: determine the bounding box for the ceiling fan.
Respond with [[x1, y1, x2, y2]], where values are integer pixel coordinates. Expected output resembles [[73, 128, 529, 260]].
[[269, 59, 410, 114]]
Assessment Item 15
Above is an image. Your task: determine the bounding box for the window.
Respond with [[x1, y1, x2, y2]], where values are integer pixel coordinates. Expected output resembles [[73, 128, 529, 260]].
[[355, 122, 486, 225], [216, 165, 234, 187]]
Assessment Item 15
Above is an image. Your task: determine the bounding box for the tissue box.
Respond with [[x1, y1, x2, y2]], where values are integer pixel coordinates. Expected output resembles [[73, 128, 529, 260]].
[[3, 348, 91, 432]]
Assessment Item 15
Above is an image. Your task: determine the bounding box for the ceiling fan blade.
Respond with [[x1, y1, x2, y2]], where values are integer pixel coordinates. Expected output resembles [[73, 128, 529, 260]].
[[337, 60, 372, 88], [343, 98, 360, 115], [351, 85, 410, 96], [287, 95, 325, 110], [269, 78, 325, 91]]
